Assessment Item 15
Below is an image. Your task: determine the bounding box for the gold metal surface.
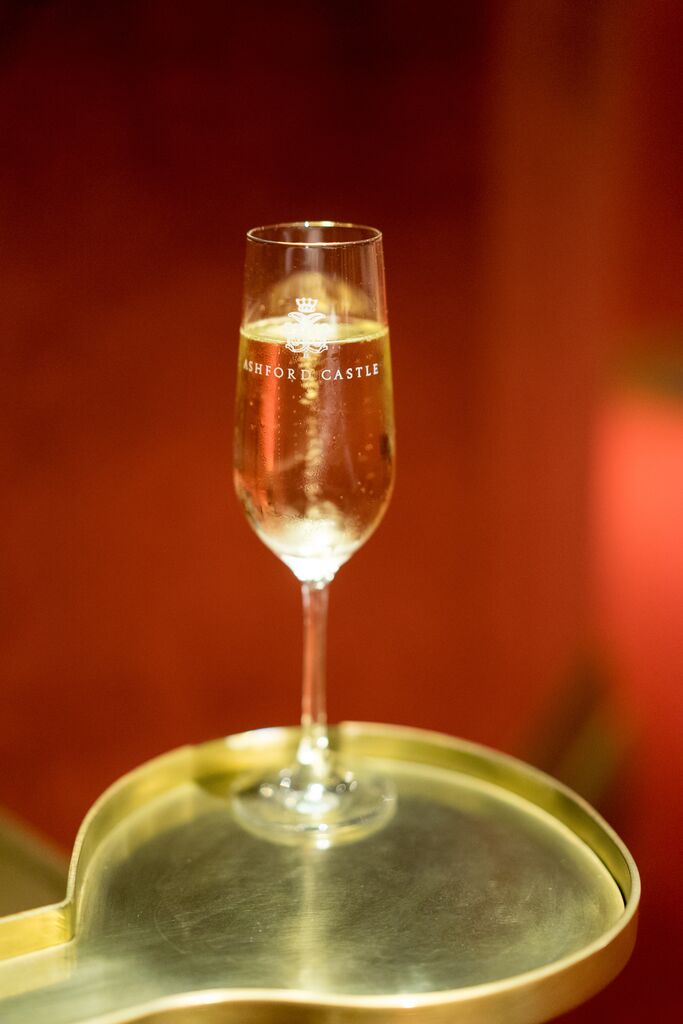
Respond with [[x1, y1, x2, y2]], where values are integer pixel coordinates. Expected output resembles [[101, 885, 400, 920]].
[[0, 723, 639, 1023]]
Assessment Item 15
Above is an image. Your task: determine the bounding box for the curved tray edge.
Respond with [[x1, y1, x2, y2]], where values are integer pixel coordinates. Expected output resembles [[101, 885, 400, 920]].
[[0, 720, 640, 1024]]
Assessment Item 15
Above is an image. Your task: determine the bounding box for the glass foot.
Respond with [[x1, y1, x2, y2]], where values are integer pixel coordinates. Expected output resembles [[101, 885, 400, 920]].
[[231, 762, 396, 847]]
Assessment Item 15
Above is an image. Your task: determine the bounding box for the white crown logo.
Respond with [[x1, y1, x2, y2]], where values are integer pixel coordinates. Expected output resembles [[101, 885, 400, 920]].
[[295, 297, 318, 313], [285, 296, 329, 356]]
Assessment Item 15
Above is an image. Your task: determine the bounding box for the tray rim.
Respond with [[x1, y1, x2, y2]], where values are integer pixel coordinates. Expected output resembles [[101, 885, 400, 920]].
[[0, 722, 640, 1023]]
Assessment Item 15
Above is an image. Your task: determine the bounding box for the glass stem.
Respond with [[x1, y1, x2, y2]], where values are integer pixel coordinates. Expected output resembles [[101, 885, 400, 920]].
[[296, 580, 331, 783]]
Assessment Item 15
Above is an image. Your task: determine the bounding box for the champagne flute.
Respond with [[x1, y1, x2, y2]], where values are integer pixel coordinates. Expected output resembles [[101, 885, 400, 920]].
[[232, 221, 395, 844]]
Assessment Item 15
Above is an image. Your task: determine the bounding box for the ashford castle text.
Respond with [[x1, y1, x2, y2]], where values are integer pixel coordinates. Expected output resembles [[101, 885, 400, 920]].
[[242, 360, 381, 381]]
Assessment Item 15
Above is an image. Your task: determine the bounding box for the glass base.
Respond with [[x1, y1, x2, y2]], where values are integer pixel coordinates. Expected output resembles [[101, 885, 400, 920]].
[[231, 761, 396, 847]]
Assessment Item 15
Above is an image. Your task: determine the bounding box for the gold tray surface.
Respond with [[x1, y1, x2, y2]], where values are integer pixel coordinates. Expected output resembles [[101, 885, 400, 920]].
[[0, 723, 639, 1023]]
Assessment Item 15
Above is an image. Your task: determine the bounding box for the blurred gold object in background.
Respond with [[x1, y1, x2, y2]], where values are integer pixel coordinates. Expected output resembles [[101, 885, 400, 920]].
[[0, 809, 67, 917]]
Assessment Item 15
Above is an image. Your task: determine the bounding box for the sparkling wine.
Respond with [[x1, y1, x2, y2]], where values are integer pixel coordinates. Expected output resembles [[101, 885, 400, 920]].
[[234, 317, 394, 582]]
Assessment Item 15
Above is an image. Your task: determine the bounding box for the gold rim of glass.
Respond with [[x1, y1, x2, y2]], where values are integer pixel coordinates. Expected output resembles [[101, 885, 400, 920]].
[[246, 220, 382, 248]]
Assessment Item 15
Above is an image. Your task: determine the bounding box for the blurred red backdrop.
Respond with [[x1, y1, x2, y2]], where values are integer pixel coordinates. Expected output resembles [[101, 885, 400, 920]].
[[1, 1, 681, 1019]]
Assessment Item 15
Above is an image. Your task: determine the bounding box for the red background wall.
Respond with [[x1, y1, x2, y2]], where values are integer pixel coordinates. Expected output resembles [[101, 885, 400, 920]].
[[1, 2, 681, 1019]]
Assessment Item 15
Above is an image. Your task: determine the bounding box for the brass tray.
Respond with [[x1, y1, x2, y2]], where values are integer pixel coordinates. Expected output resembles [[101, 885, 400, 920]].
[[0, 723, 639, 1023]]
